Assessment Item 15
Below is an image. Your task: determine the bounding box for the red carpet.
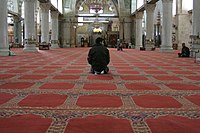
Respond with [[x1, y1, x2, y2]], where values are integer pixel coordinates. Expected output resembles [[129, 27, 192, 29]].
[[76, 94, 122, 107], [185, 94, 200, 106], [120, 76, 148, 80], [0, 74, 15, 79], [65, 115, 134, 133], [185, 76, 200, 80], [0, 48, 199, 132], [33, 69, 56, 73], [61, 70, 83, 74], [165, 83, 200, 90], [53, 75, 80, 80], [144, 71, 168, 74], [87, 75, 113, 80], [39, 82, 74, 90], [0, 92, 16, 105], [146, 115, 200, 133], [153, 76, 183, 80], [18, 94, 67, 107], [117, 70, 140, 74], [6, 69, 30, 73], [0, 114, 52, 133], [19, 75, 48, 80], [0, 82, 35, 89], [125, 83, 161, 90], [132, 94, 182, 108], [83, 83, 117, 90]]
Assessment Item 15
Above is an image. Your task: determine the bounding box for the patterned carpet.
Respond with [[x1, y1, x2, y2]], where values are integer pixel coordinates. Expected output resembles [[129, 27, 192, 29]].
[[0, 48, 200, 133]]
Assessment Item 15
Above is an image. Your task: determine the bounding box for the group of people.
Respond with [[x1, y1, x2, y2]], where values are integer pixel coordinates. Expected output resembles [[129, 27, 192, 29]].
[[87, 38, 191, 75]]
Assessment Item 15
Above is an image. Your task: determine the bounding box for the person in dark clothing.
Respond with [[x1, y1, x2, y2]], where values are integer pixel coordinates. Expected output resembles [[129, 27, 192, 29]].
[[87, 37, 110, 74], [178, 43, 190, 57]]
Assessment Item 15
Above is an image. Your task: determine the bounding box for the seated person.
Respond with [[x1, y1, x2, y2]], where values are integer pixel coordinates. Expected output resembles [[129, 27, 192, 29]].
[[178, 43, 190, 57], [87, 37, 110, 74]]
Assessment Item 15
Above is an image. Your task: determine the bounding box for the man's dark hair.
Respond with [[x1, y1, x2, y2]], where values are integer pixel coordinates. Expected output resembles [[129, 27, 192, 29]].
[[96, 37, 103, 44]]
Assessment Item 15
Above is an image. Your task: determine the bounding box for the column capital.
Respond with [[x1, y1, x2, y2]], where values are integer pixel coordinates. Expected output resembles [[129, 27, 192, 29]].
[[51, 11, 59, 19], [24, 0, 36, 3], [145, 4, 156, 12], [162, 0, 173, 3], [135, 12, 144, 19], [13, 16, 20, 22], [119, 18, 125, 23], [40, 2, 51, 13]]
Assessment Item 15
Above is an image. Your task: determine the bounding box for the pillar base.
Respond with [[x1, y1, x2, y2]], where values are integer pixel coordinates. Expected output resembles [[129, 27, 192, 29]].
[[63, 43, 71, 48], [145, 40, 155, 51], [0, 48, 10, 56], [190, 35, 200, 58], [160, 45, 173, 52], [71, 44, 75, 48], [23, 39, 38, 52], [135, 45, 142, 50], [51, 40, 60, 48]]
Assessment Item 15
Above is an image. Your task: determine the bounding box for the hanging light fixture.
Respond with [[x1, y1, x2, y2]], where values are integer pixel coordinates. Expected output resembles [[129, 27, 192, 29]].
[[84, 0, 106, 13]]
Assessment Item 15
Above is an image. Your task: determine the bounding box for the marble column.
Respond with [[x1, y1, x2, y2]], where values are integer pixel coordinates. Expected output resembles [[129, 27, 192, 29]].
[[160, 0, 173, 52], [40, 2, 51, 46], [51, 11, 59, 48], [135, 12, 144, 49], [23, 0, 37, 52], [190, 0, 200, 57], [145, 4, 156, 50], [13, 16, 22, 47], [0, 0, 9, 56]]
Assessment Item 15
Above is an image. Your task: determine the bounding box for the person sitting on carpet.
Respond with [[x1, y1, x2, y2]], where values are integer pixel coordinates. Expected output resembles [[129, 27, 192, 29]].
[[87, 37, 110, 74], [178, 43, 190, 57]]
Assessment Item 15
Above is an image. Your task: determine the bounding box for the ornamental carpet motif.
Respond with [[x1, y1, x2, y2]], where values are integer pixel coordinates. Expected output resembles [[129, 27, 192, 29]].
[[0, 48, 200, 133]]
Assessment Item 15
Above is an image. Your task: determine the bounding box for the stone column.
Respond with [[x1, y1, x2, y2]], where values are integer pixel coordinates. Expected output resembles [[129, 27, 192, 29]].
[[40, 2, 51, 46], [13, 16, 22, 47], [62, 19, 71, 48], [0, 0, 9, 56], [23, 0, 37, 52], [135, 12, 144, 49], [190, 0, 200, 57], [156, 11, 161, 48], [131, 17, 136, 48], [175, 0, 191, 49], [119, 18, 124, 41], [160, 0, 173, 52], [70, 17, 77, 48], [124, 17, 132, 45], [176, 0, 182, 14], [145, 4, 156, 50], [51, 11, 59, 48]]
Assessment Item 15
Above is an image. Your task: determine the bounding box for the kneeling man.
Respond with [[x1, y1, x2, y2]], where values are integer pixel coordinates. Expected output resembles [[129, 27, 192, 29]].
[[87, 37, 110, 74]]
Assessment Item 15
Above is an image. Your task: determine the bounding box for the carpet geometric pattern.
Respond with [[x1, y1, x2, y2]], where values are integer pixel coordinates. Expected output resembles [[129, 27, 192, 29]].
[[0, 48, 200, 133]]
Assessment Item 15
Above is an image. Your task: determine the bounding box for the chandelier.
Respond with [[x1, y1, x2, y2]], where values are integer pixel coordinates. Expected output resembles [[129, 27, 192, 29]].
[[85, 0, 106, 13]]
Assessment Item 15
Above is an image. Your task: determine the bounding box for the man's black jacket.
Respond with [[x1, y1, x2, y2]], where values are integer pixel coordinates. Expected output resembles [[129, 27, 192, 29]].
[[87, 43, 110, 72]]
